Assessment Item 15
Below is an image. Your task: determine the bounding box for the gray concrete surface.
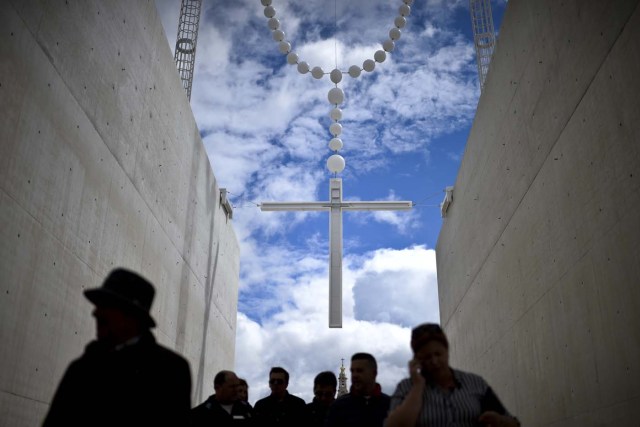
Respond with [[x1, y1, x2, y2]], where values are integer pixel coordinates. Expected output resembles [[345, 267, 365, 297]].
[[436, 0, 640, 425], [0, 1, 240, 425]]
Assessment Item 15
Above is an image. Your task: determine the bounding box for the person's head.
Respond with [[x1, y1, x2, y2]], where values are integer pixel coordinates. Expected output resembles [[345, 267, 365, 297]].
[[84, 268, 156, 347], [213, 370, 240, 404], [410, 323, 450, 378], [350, 353, 378, 396], [269, 367, 289, 398], [313, 371, 337, 406], [237, 378, 249, 402]]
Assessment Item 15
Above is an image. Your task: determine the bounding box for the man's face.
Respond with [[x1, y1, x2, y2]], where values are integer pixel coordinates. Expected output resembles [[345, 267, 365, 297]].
[[350, 359, 376, 395], [314, 384, 336, 406], [216, 372, 240, 404], [92, 305, 136, 346], [269, 372, 288, 396]]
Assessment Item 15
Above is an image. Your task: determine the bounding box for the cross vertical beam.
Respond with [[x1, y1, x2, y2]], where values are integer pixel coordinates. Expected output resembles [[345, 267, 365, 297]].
[[329, 179, 343, 327], [260, 178, 412, 328]]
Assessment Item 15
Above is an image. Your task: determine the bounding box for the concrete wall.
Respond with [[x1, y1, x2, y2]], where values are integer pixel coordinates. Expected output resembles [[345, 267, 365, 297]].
[[436, 0, 640, 425], [0, 1, 240, 425]]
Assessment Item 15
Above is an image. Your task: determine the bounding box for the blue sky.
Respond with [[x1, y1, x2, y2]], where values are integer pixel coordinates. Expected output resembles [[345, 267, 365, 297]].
[[156, 0, 506, 404]]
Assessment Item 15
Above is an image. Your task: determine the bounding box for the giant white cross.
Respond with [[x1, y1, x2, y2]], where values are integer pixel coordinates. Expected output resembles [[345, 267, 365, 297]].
[[258, 0, 417, 327], [261, 178, 412, 328]]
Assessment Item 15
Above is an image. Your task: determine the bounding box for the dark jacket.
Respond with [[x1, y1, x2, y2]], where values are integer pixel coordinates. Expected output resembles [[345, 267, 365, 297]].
[[190, 395, 254, 426], [253, 391, 309, 427], [42, 331, 191, 427], [307, 398, 331, 427], [324, 390, 390, 427]]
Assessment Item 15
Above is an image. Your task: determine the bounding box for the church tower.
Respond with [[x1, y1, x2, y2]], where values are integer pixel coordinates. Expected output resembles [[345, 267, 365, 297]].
[[337, 359, 348, 397]]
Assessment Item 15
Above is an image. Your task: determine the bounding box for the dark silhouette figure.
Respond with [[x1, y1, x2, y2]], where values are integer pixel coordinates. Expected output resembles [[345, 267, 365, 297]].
[[253, 366, 309, 426], [385, 323, 520, 427], [42, 268, 192, 427], [306, 371, 337, 427], [238, 377, 252, 408], [325, 353, 390, 427], [191, 370, 254, 426]]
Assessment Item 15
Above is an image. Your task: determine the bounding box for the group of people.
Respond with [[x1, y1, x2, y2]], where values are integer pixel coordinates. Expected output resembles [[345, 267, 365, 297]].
[[42, 268, 520, 426]]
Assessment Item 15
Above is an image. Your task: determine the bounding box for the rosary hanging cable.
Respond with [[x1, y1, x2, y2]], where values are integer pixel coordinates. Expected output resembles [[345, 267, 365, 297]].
[[334, 0, 338, 70], [412, 203, 441, 208], [224, 190, 261, 208], [414, 190, 443, 205]]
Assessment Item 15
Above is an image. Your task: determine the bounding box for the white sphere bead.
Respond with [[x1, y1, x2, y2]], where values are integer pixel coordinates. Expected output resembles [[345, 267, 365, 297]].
[[327, 154, 346, 173], [348, 65, 361, 78], [278, 41, 291, 54], [383, 40, 395, 52], [328, 87, 344, 105], [261, 0, 272, 6], [329, 138, 343, 151], [287, 52, 298, 64], [330, 108, 343, 121], [297, 61, 310, 74], [363, 59, 376, 72], [399, 4, 411, 17], [329, 122, 343, 136], [390, 27, 401, 41], [268, 18, 280, 30], [264, 6, 276, 18], [272, 29, 285, 42], [374, 50, 386, 63], [330, 69, 343, 84], [394, 16, 407, 29], [403, 0, 414, 5], [311, 66, 324, 79]]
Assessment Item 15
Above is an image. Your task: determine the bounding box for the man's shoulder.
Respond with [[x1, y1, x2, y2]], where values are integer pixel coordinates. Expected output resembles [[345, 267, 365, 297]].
[[254, 395, 271, 407], [332, 392, 390, 406], [192, 395, 217, 412], [153, 342, 189, 364], [285, 393, 306, 405], [137, 335, 190, 370], [331, 393, 354, 407]]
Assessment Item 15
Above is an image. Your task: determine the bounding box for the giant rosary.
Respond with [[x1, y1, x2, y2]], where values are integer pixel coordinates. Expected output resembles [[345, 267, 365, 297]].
[[259, 0, 415, 328]]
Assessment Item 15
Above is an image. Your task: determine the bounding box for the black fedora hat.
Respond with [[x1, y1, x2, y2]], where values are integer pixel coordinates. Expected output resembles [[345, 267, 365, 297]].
[[84, 268, 156, 327]]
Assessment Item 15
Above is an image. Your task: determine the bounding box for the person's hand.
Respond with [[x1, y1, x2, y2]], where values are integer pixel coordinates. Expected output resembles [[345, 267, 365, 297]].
[[479, 411, 520, 427], [408, 359, 425, 388]]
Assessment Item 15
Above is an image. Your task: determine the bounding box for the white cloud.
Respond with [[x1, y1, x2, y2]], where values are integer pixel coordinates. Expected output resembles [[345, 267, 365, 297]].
[[352, 246, 439, 326], [234, 246, 438, 405]]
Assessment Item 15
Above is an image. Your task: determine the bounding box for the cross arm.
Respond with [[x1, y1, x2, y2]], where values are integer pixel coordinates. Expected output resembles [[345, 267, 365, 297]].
[[341, 201, 413, 211], [260, 202, 330, 211], [260, 201, 412, 211]]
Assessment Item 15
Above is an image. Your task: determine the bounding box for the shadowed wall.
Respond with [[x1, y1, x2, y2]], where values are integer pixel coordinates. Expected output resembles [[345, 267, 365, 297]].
[[0, 1, 240, 425], [436, 0, 640, 425]]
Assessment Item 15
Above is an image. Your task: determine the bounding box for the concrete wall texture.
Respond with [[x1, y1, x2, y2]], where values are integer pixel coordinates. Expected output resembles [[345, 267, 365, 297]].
[[0, 1, 240, 425], [436, 0, 640, 425]]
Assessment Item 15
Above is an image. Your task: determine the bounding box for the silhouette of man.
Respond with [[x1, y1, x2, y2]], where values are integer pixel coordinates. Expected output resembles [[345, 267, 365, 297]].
[[307, 371, 337, 427], [253, 367, 309, 426], [191, 370, 254, 426], [42, 268, 192, 427], [325, 352, 390, 427]]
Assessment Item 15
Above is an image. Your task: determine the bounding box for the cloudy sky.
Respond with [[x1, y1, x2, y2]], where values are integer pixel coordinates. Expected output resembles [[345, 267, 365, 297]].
[[155, 0, 506, 404]]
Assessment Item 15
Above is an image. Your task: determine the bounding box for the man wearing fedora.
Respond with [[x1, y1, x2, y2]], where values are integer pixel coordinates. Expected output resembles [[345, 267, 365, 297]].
[[43, 268, 192, 427]]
